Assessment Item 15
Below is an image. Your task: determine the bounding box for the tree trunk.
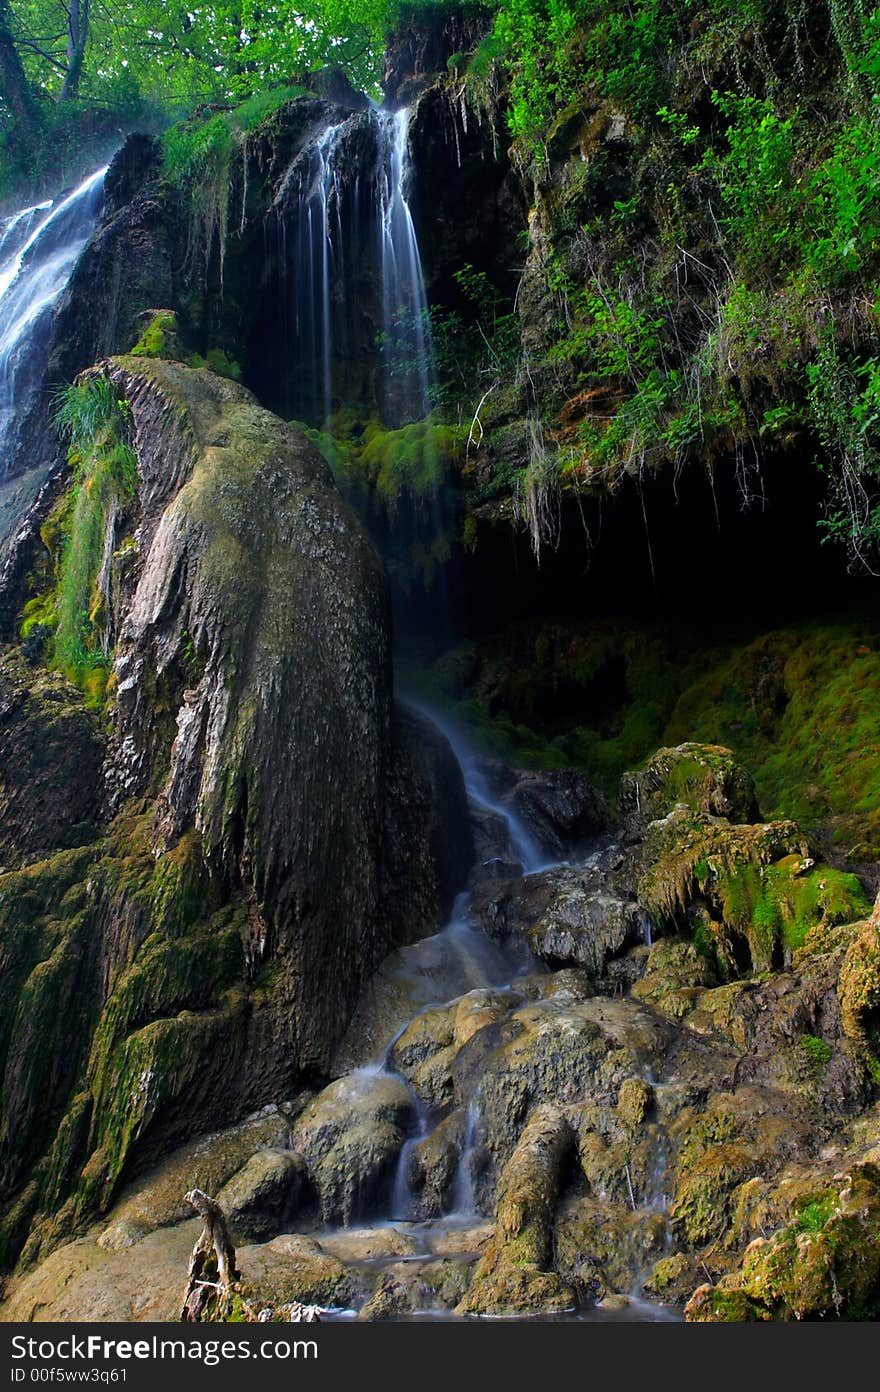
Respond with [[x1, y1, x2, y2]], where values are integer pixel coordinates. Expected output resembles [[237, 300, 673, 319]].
[[59, 0, 89, 101], [0, 1, 39, 151]]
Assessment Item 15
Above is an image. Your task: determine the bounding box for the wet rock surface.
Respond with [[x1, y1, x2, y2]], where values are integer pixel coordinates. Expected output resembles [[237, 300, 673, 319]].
[[0, 360, 471, 1271], [291, 1073, 418, 1226], [0, 649, 104, 868], [2, 680, 878, 1323]]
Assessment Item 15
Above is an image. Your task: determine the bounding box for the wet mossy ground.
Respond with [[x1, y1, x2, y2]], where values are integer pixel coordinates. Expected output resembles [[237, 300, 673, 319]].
[[414, 615, 880, 866]]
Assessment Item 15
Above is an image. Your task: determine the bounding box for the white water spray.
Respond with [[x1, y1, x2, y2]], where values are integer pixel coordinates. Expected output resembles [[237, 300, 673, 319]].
[[0, 166, 106, 476]]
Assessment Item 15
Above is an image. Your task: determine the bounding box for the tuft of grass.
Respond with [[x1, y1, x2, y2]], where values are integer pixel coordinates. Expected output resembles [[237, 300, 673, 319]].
[[49, 376, 138, 703]]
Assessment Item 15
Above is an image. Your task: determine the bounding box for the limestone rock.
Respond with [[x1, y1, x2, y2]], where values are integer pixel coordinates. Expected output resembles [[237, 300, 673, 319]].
[[620, 743, 760, 837], [632, 938, 717, 1020], [216, 1149, 307, 1242], [0, 359, 472, 1268], [291, 1072, 417, 1225], [384, 706, 475, 942], [456, 1104, 576, 1315], [618, 1077, 654, 1133], [505, 767, 610, 857], [238, 1234, 352, 1309], [97, 1106, 295, 1251], [0, 649, 103, 868], [555, 1194, 668, 1302], [471, 858, 644, 976]]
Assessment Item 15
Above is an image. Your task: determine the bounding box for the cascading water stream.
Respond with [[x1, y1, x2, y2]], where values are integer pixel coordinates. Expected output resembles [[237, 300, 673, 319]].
[[376, 107, 437, 423], [0, 166, 107, 476], [361, 707, 552, 1231], [277, 105, 438, 431]]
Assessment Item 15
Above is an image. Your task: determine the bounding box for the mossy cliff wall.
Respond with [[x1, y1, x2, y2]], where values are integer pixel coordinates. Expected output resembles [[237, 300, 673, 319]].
[[0, 359, 472, 1271]]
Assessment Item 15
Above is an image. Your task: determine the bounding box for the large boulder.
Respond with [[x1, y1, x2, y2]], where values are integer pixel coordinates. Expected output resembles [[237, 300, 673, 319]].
[[619, 743, 760, 838], [472, 759, 610, 860], [0, 360, 467, 1270], [470, 853, 645, 977], [215, 1149, 308, 1242], [291, 1072, 417, 1225]]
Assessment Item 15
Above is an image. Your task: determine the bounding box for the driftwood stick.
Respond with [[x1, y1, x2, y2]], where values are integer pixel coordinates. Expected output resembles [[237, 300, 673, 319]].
[[180, 1188, 240, 1322]]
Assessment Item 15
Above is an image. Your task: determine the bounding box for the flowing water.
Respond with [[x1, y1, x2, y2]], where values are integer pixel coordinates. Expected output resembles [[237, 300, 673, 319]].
[[315, 709, 678, 1319], [275, 105, 436, 430], [0, 166, 107, 477]]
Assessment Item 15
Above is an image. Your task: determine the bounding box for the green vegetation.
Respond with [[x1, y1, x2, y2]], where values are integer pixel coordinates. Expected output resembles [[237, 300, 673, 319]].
[[129, 309, 179, 360], [419, 617, 880, 857], [702, 1165, 880, 1320], [469, 1, 880, 571], [795, 1036, 833, 1081], [31, 376, 138, 706], [0, 1, 409, 196]]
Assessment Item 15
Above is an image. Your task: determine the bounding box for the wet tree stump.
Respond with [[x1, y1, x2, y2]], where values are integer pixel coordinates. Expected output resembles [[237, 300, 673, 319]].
[[180, 1188, 240, 1322]]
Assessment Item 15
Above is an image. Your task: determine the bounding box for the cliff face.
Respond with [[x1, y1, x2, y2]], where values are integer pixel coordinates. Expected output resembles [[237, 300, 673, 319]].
[[0, 359, 471, 1269], [2, 6, 880, 1321]]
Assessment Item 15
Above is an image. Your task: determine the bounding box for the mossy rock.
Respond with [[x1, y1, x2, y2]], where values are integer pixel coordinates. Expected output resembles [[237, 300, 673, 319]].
[[631, 937, 716, 1019], [128, 309, 184, 361], [237, 1234, 353, 1308], [291, 1072, 417, 1226], [686, 1164, 880, 1320], [0, 648, 104, 868], [837, 905, 880, 1082], [457, 1105, 576, 1316], [617, 1077, 654, 1133], [620, 743, 760, 834], [637, 809, 868, 976], [97, 1106, 297, 1251]]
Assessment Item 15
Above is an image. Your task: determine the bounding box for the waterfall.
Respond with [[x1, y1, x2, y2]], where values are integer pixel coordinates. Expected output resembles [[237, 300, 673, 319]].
[[275, 105, 436, 430], [449, 1100, 481, 1218], [376, 107, 437, 424], [0, 166, 107, 478], [281, 121, 348, 427]]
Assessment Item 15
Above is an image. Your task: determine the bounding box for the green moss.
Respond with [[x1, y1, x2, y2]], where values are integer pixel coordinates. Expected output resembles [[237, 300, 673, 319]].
[[709, 854, 867, 973], [0, 806, 258, 1264], [421, 620, 880, 860], [701, 1288, 765, 1322], [129, 310, 179, 359], [793, 1191, 837, 1232], [20, 590, 58, 641], [732, 1167, 880, 1319], [47, 376, 138, 705], [187, 347, 242, 381]]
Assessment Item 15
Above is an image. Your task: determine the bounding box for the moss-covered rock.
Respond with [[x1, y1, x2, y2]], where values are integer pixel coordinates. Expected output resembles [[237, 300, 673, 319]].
[[1, 358, 480, 1273], [620, 743, 760, 836], [216, 1149, 307, 1242], [837, 902, 880, 1083], [236, 1233, 353, 1309], [555, 1192, 668, 1301], [631, 937, 716, 1019], [618, 1077, 654, 1134], [636, 809, 868, 976], [291, 1072, 417, 1225], [456, 1105, 576, 1315], [0, 648, 104, 868], [685, 1163, 880, 1321], [454, 994, 671, 1209], [96, 1106, 297, 1251]]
